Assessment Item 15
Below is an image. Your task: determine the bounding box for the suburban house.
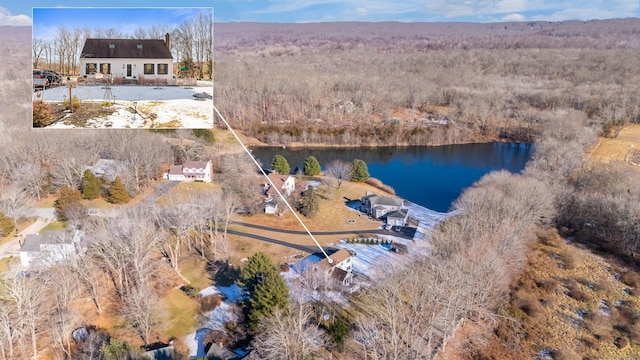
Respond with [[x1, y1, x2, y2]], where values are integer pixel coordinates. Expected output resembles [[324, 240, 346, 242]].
[[19, 229, 84, 267], [79, 34, 173, 84], [314, 249, 354, 286], [83, 158, 121, 182], [165, 160, 212, 182], [262, 173, 296, 214], [360, 192, 404, 219]]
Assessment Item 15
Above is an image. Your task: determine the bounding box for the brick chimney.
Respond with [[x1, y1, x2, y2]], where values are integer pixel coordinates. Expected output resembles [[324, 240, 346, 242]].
[[165, 33, 170, 50]]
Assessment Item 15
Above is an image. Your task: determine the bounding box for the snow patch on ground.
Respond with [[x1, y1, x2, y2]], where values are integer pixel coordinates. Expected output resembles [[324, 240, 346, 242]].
[[37, 82, 214, 129], [337, 202, 453, 278], [184, 284, 241, 359]]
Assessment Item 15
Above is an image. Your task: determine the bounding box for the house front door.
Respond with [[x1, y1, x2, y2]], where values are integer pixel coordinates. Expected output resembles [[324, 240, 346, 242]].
[[126, 64, 132, 77]]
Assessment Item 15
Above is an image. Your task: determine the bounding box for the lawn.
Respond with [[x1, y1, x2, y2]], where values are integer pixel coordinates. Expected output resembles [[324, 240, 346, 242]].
[[226, 178, 391, 263], [161, 289, 199, 338], [41, 221, 66, 232], [180, 255, 212, 290], [590, 124, 640, 165]]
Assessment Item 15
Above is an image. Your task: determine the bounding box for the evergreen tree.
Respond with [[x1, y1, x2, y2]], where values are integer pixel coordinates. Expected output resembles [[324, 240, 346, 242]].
[[81, 169, 101, 200], [54, 186, 84, 221], [238, 252, 278, 295], [107, 176, 131, 204], [298, 185, 320, 217], [303, 155, 321, 176], [247, 270, 289, 329], [351, 159, 370, 182], [238, 252, 289, 330], [270, 154, 291, 175]]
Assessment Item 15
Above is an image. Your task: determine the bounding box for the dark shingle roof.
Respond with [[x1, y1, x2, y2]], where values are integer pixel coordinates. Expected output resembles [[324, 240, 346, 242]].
[[20, 230, 76, 252], [81, 38, 172, 59]]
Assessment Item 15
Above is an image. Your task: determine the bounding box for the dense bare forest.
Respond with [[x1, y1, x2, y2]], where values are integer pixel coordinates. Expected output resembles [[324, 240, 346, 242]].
[[214, 20, 640, 146], [1, 19, 640, 359]]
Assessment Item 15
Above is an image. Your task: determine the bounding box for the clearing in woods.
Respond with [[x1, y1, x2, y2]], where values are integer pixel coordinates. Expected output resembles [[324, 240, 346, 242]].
[[590, 124, 640, 166]]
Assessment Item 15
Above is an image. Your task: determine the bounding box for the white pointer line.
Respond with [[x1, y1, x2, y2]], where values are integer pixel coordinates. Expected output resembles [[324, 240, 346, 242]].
[[212, 104, 333, 263]]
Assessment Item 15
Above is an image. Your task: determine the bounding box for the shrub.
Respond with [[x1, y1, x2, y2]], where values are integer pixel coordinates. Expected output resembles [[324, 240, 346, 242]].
[[33, 101, 54, 127], [620, 271, 640, 288], [193, 128, 215, 144], [180, 284, 200, 298], [327, 316, 351, 350], [62, 96, 81, 110], [365, 177, 396, 195], [100, 101, 113, 107]]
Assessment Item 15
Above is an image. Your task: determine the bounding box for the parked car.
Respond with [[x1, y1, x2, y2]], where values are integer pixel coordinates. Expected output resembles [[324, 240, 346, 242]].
[[33, 69, 62, 85], [393, 226, 402, 232]]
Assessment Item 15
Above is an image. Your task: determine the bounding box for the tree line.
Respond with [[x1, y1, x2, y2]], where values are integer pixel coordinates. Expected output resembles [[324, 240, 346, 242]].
[[215, 21, 640, 146]]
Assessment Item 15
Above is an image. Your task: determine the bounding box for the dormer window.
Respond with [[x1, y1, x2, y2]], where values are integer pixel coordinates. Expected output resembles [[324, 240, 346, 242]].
[[109, 44, 115, 49]]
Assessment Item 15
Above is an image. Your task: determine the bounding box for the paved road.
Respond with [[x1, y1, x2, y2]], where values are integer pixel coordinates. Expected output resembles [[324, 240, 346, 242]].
[[230, 221, 416, 240], [225, 228, 318, 254], [0, 218, 50, 260]]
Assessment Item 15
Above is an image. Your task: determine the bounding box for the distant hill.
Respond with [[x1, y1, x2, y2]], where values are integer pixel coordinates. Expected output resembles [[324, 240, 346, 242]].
[[214, 19, 640, 53]]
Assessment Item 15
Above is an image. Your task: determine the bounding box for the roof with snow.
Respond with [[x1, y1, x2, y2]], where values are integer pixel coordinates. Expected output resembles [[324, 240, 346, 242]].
[[81, 38, 172, 59]]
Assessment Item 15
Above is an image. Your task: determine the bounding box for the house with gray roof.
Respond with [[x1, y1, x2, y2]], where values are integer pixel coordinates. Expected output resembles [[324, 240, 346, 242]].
[[386, 209, 409, 227], [164, 160, 212, 183], [19, 229, 84, 267], [80, 34, 173, 84], [360, 192, 404, 219], [83, 158, 121, 182]]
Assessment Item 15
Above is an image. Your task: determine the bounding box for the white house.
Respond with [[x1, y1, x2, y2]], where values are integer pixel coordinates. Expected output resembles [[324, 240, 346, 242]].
[[165, 160, 212, 182], [314, 249, 354, 286], [79, 34, 173, 84], [263, 173, 296, 214], [19, 230, 84, 267]]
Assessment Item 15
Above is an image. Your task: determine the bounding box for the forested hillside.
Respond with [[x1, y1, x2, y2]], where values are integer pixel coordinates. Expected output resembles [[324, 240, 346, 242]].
[[214, 19, 640, 146]]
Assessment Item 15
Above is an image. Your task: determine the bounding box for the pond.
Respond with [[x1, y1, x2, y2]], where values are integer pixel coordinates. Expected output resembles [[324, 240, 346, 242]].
[[250, 143, 533, 212]]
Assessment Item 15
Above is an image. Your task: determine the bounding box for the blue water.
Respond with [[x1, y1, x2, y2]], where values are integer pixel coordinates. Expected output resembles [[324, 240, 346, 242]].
[[251, 143, 533, 212]]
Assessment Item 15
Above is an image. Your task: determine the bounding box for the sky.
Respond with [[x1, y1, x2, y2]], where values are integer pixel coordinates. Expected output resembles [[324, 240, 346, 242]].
[[0, 0, 638, 26], [32, 7, 212, 40]]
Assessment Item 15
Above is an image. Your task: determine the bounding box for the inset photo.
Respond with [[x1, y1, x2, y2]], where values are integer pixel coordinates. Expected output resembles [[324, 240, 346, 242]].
[[32, 7, 213, 129]]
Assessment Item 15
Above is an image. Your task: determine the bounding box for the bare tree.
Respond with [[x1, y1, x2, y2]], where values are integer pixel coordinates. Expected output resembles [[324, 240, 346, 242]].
[[153, 192, 199, 270], [121, 286, 160, 345], [252, 296, 326, 360], [42, 266, 81, 358], [0, 298, 19, 360], [88, 210, 162, 297], [0, 271, 46, 359], [68, 255, 104, 314], [32, 37, 44, 68], [10, 163, 48, 200], [0, 186, 33, 232], [326, 160, 352, 189]]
